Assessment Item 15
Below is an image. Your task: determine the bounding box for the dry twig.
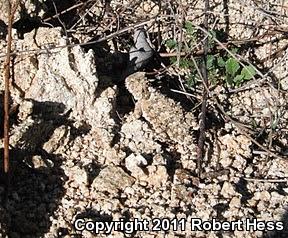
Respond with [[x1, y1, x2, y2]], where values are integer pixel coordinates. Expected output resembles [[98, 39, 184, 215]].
[[196, 0, 210, 177], [2, 0, 19, 204]]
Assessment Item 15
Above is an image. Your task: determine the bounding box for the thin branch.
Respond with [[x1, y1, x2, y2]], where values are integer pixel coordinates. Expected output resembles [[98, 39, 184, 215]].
[[242, 177, 287, 183], [196, 0, 210, 177], [3, 0, 19, 205], [213, 98, 285, 160], [43, 2, 86, 23], [0, 18, 157, 59]]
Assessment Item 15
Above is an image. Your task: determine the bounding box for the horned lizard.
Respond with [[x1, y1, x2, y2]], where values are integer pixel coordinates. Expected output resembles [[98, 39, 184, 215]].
[[125, 72, 198, 166]]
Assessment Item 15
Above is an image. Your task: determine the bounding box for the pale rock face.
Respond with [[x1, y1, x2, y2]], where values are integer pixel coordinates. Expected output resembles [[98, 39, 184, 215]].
[[8, 27, 106, 130], [5, 27, 119, 150], [25, 36, 98, 125]]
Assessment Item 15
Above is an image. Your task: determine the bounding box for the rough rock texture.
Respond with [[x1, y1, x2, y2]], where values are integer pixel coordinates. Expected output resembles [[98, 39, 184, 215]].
[[0, 0, 45, 25], [3, 27, 119, 141], [15, 28, 99, 124]]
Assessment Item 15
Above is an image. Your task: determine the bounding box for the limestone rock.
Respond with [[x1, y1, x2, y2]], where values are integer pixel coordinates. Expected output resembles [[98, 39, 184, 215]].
[[11, 27, 101, 128]]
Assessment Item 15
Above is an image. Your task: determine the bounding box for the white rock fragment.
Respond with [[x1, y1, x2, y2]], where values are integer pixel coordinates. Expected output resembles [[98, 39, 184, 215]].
[[229, 197, 241, 208], [221, 182, 237, 198], [125, 153, 148, 178], [219, 156, 232, 168], [18, 100, 34, 120], [145, 165, 169, 188], [121, 119, 162, 154], [253, 191, 271, 201], [280, 77, 288, 90], [124, 153, 169, 188], [270, 192, 284, 207], [24, 155, 54, 173], [68, 166, 88, 188], [220, 134, 252, 159], [232, 155, 247, 171], [123, 187, 135, 196], [11, 28, 111, 130]]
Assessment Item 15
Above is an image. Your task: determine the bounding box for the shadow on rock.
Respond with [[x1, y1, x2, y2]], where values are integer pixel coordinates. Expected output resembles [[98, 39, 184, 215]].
[[0, 100, 72, 238], [262, 209, 288, 238]]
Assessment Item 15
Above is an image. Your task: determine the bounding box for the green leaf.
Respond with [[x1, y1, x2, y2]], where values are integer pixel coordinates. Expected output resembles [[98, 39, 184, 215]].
[[233, 74, 244, 85], [208, 69, 218, 85], [226, 75, 233, 85], [187, 73, 197, 87], [217, 56, 226, 67], [209, 30, 217, 39], [241, 65, 256, 80], [207, 55, 215, 69], [170, 56, 177, 64], [207, 30, 216, 49], [231, 48, 239, 54], [179, 58, 193, 69], [185, 21, 195, 36], [225, 58, 240, 76], [166, 39, 177, 49]]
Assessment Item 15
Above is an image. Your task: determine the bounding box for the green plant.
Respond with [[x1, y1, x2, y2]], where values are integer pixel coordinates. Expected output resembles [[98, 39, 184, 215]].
[[164, 21, 257, 88], [222, 57, 256, 86]]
